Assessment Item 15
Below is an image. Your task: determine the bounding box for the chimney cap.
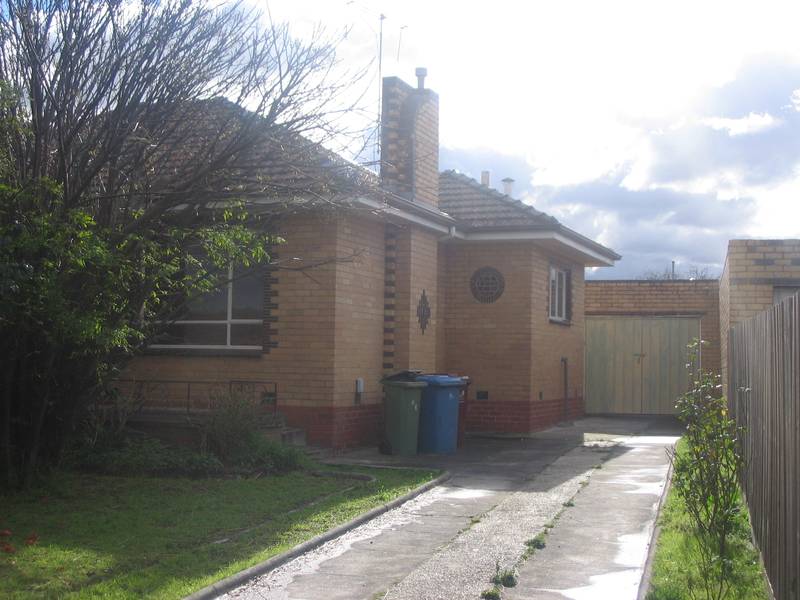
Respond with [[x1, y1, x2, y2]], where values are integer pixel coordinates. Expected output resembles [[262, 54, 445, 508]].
[[415, 67, 428, 89], [501, 177, 514, 183]]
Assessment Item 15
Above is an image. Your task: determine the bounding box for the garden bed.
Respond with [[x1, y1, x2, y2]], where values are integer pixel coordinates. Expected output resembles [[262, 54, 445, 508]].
[[646, 440, 770, 600]]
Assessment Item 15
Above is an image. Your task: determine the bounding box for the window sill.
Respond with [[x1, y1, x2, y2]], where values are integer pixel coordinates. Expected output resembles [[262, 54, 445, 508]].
[[145, 346, 263, 358], [549, 318, 572, 327]]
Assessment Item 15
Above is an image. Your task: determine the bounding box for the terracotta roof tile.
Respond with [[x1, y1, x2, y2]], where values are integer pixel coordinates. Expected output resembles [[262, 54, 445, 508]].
[[438, 169, 620, 262], [438, 170, 559, 231]]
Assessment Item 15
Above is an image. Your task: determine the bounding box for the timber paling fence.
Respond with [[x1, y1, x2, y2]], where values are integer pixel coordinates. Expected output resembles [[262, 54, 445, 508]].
[[729, 294, 799, 600]]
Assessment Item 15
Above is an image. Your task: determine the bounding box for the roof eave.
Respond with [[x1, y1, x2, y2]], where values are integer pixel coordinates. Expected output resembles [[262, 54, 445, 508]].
[[451, 227, 619, 267]]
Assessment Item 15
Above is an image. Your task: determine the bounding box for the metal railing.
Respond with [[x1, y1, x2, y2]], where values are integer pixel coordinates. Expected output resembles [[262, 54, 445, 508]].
[[112, 378, 278, 414]]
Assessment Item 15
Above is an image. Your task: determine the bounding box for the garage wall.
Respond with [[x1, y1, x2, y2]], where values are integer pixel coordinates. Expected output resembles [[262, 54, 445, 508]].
[[719, 239, 800, 396], [585, 280, 721, 376]]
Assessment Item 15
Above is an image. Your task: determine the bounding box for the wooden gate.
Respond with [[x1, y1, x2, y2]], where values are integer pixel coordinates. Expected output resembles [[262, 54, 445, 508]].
[[585, 316, 700, 414]]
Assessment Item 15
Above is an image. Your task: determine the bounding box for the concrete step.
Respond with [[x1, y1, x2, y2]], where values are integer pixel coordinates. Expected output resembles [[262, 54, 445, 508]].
[[303, 445, 333, 460], [257, 412, 286, 429], [262, 426, 306, 447]]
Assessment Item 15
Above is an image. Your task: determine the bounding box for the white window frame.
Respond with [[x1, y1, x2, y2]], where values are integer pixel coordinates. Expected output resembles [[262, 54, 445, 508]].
[[149, 265, 263, 350], [549, 266, 568, 323]]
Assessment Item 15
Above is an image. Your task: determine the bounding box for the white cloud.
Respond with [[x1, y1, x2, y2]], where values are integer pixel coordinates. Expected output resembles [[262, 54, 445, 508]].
[[266, 0, 800, 169], [264, 0, 800, 270], [791, 89, 800, 111], [743, 172, 800, 237], [702, 112, 780, 136]]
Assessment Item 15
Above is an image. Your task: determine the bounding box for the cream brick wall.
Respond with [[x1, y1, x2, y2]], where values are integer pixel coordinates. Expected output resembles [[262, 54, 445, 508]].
[[531, 251, 586, 403], [330, 214, 387, 408], [719, 239, 800, 396], [443, 240, 533, 401], [442, 242, 585, 409], [392, 226, 439, 372], [123, 213, 340, 408]]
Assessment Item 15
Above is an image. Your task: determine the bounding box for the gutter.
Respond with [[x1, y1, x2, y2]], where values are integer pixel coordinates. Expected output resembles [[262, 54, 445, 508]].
[[354, 197, 618, 267]]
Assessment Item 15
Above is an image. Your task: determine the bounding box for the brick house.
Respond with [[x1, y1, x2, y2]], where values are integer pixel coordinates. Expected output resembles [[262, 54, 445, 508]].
[[123, 70, 620, 448]]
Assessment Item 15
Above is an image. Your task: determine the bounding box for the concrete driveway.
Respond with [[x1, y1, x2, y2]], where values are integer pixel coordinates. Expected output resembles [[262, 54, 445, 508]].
[[221, 416, 680, 600]]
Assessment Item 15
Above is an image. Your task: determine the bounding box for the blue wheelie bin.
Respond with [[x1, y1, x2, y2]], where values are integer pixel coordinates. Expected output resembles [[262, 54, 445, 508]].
[[415, 374, 466, 454]]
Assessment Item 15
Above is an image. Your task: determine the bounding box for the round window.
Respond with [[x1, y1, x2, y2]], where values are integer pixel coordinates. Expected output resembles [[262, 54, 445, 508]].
[[470, 267, 505, 303]]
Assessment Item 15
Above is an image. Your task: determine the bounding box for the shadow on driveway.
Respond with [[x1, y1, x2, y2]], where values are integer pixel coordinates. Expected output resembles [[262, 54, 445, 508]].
[[325, 415, 680, 493]]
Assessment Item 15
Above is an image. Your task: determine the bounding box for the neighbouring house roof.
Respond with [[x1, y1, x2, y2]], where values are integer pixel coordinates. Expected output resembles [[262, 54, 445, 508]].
[[438, 170, 620, 266]]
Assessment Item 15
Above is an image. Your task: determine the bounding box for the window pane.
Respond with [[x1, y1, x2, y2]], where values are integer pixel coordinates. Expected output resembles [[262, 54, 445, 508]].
[[550, 270, 557, 317], [558, 271, 565, 318], [231, 323, 263, 347], [232, 267, 264, 319], [185, 285, 228, 320], [157, 323, 227, 345]]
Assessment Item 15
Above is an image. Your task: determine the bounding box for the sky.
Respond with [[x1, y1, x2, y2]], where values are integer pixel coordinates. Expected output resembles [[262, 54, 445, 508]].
[[265, 0, 800, 278]]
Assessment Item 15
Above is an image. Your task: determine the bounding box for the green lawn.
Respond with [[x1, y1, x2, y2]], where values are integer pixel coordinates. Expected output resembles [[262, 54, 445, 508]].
[[0, 465, 437, 599], [646, 444, 770, 600]]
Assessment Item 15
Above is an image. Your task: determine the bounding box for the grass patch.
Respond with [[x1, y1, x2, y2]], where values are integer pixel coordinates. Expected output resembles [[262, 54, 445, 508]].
[[647, 441, 770, 600], [0, 465, 436, 599]]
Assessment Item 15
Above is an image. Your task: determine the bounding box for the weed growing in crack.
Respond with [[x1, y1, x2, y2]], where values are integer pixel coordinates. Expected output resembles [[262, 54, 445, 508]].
[[526, 533, 547, 550], [492, 560, 518, 588], [480, 587, 501, 599]]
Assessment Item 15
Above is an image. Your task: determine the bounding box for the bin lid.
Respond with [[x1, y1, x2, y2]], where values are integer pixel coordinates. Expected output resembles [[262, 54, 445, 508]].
[[383, 380, 427, 388], [415, 374, 466, 387], [383, 369, 423, 382]]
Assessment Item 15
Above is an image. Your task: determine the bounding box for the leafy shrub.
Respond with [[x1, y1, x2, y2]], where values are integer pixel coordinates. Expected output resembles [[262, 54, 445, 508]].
[[227, 434, 307, 474], [668, 339, 745, 600], [201, 391, 306, 474], [79, 384, 149, 450], [71, 438, 223, 477]]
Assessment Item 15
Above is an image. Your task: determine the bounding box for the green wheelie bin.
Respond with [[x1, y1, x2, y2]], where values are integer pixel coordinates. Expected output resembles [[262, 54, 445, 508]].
[[381, 372, 427, 456]]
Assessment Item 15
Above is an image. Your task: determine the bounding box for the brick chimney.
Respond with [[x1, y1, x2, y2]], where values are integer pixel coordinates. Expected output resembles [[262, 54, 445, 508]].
[[380, 68, 439, 207]]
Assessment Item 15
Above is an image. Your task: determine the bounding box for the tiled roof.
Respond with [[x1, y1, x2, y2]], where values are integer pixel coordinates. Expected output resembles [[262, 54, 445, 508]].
[[438, 169, 620, 262], [112, 98, 385, 212], [438, 170, 559, 231]]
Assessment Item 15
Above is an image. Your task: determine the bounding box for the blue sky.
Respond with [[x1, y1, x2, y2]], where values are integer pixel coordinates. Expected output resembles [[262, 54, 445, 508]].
[[267, 0, 800, 278]]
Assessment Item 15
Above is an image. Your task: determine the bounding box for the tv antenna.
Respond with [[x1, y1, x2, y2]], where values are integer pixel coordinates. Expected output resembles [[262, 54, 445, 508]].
[[397, 25, 407, 61], [376, 13, 386, 166]]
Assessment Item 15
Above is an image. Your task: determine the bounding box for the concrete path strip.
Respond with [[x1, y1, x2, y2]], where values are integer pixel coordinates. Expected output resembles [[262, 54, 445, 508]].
[[184, 469, 450, 600], [383, 444, 609, 600], [505, 435, 678, 600], [221, 442, 611, 600], [212, 417, 679, 600]]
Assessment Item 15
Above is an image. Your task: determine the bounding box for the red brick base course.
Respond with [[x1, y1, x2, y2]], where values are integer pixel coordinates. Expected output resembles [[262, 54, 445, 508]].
[[281, 397, 583, 449], [465, 396, 584, 433], [281, 403, 383, 449]]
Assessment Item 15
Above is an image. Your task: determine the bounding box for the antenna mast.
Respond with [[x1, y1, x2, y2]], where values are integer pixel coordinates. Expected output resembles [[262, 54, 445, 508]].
[[375, 13, 386, 168]]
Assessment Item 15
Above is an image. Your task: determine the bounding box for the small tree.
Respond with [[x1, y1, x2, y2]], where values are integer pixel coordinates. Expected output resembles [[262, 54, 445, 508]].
[[668, 340, 745, 600], [0, 0, 371, 488]]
